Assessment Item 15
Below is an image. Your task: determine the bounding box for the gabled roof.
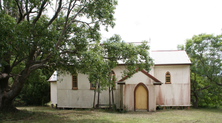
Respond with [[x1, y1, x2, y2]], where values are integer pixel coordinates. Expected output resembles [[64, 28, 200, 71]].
[[118, 69, 162, 85], [48, 71, 57, 82], [150, 50, 191, 65]]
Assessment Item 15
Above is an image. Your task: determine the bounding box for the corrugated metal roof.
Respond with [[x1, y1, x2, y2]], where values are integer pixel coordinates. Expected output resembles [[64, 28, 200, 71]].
[[48, 71, 57, 82], [150, 50, 191, 65]]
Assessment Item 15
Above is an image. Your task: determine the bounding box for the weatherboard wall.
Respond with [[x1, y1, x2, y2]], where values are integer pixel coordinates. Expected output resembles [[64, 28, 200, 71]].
[[154, 65, 191, 106], [56, 71, 121, 108], [50, 81, 57, 105], [122, 70, 156, 112]]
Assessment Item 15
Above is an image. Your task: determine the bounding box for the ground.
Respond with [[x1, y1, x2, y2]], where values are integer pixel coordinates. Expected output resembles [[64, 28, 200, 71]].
[[1, 106, 222, 123]]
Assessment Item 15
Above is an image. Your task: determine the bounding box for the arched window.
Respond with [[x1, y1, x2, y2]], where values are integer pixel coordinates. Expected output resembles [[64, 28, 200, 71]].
[[165, 71, 171, 84]]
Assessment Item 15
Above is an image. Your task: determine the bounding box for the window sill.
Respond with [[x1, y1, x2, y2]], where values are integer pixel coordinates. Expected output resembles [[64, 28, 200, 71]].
[[165, 82, 171, 84], [90, 87, 95, 90]]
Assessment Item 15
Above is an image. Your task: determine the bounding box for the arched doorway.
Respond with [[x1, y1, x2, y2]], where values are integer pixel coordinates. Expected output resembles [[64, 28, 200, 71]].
[[134, 83, 149, 111]]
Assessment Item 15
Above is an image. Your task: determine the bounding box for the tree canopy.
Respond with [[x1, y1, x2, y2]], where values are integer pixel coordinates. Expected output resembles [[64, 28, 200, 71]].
[[185, 34, 222, 107], [0, 0, 118, 111], [0, 0, 153, 112]]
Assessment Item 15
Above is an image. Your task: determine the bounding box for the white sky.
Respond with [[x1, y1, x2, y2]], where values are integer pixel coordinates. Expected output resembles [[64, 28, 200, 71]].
[[101, 0, 222, 50]]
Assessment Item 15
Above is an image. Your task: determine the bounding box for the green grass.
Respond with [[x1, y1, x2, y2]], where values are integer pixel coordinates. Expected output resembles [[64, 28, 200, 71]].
[[1, 106, 222, 123]]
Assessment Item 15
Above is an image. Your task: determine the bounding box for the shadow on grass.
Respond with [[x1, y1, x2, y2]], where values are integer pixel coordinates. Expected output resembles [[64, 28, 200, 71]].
[[191, 107, 222, 113], [0, 107, 114, 123], [0, 110, 64, 122]]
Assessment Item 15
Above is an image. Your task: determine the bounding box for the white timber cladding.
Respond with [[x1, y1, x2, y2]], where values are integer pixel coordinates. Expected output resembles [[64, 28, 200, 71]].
[[50, 50, 191, 111], [155, 65, 191, 106], [50, 82, 57, 104], [122, 70, 156, 111], [57, 71, 121, 108]]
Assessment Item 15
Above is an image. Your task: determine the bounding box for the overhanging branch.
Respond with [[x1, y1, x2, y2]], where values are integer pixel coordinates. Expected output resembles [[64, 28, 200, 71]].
[[29, 64, 49, 72], [195, 85, 211, 92], [47, 0, 62, 26], [15, 0, 24, 24], [32, 0, 47, 24]]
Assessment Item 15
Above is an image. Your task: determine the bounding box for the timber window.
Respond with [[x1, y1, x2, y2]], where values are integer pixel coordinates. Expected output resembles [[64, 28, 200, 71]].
[[165, 71, 171, 84], [72, 74, 78, 89], [90, 83, 95, 90]]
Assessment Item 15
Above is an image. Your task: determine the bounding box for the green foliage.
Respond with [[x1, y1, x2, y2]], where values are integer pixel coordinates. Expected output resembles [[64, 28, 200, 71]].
[[15, 69, 51, 106], [177, 44, 185, 50], [76, 35, 153, 92], [185, 34, 222, 107], [0, 0, 118, 111]]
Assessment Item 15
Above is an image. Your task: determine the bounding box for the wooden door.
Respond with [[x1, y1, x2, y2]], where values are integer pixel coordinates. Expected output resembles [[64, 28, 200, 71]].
[[135, 84, 148, 110]]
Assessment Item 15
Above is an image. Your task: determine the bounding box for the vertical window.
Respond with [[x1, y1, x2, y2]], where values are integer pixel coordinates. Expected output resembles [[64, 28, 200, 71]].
[[72, 74, 78, 89], [165, 72, 171, 84]]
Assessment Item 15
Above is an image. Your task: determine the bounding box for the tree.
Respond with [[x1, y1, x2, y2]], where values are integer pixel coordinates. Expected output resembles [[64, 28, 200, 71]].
[[79, 35, 153, 109], [16, 69, 51, 106], [177, 44, 185, 50], [0, 0, 117, 112], [185, 34, 222, 108]]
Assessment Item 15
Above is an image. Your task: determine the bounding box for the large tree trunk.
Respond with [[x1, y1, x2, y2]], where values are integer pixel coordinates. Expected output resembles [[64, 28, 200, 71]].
[[0, 94, 17, 112], [191, 73, 199, 108], [0, 62, 18, 112], [0, 75, 17, 112], [0, 68, 30, 112], [191, 93, 199, 108]]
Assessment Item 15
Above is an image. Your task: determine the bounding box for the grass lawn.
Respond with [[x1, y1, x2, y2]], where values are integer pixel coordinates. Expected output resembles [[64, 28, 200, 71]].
[[1, 106, 222, 123]]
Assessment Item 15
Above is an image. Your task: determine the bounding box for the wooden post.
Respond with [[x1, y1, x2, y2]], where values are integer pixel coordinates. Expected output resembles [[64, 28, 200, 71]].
[[163, 106, 166, 110]]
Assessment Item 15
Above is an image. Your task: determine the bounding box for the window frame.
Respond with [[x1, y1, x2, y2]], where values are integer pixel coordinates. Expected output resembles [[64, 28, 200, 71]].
[[72, 74, 78, 90], [165, 71, 171, 84], [90, 83, 95, 90]]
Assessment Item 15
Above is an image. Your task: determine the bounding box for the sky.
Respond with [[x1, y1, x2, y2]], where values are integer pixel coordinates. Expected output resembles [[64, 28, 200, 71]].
[[101, 0, 222, 50]]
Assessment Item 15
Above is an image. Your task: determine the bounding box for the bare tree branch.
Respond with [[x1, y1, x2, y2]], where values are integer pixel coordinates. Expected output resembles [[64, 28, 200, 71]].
[[207, 75, 222, 86], [25, 0, 29, 22], [0, 0, 3, 11], [216, 82, 222, 86], [29, 64, 49, 72], [67, 4, 86, 28], [11, 57, 28, 70], [195, 85, 211, 92], [74, 20, 94, 28], [32, 0, 47, 24], [15, 0, 24, 24], [47, 0, 62, 26]]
